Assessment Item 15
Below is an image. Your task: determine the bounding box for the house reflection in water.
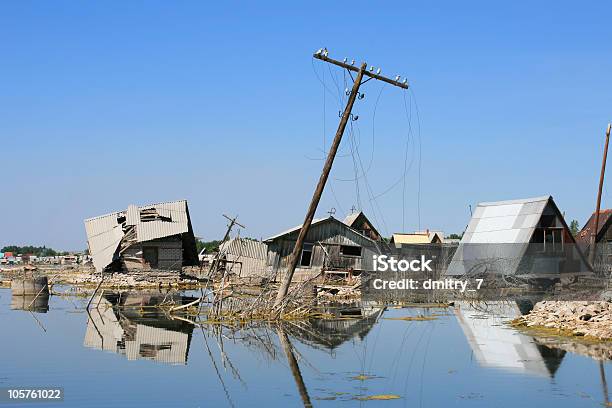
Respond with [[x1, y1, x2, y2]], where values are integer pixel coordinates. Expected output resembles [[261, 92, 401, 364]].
[[454, 301, 565, 377], [84, 293, 195, 365], [283, 303, 384, 351]]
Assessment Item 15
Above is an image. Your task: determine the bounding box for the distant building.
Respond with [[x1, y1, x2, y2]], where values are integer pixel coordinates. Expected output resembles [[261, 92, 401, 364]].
[[343, 211, 382, 241], [84, 200, 198, 273], [391, 230, 444, 245], [447, 196, 591, 279], [575, 209, 612, 263], [265, 216, 380, 282]]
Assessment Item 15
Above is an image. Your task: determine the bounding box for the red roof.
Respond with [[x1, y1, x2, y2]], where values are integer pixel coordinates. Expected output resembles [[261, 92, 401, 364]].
[[576, 209, 612, 245]]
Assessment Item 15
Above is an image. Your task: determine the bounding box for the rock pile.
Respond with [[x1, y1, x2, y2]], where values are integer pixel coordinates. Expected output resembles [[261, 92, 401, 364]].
[[514, 300, 612, 340]]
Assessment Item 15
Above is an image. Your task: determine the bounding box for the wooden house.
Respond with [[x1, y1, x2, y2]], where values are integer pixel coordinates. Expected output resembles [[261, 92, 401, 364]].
[[265, 216, 381, 282]]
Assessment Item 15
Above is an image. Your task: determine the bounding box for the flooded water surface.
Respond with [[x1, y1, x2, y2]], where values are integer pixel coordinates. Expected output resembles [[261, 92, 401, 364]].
[[1, 286, 611, 407]]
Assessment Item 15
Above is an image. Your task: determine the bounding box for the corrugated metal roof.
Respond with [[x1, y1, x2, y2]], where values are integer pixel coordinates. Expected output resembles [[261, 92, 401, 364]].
[[265, 217, 327, 241], [135, 201, 190, 242], [84, 212, 125, 272], [219, 238, 268, 260], [265, 216, 377, 245], [84, 200, 192, 272]]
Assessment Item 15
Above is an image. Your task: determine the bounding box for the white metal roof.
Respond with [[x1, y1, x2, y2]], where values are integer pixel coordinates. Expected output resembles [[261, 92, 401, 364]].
[[446, 196, 553, 277], [462, 196, 550, 244]]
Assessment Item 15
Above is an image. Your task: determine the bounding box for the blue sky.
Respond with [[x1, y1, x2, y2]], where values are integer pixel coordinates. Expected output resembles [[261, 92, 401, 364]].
[[1, 1, 611, 251]]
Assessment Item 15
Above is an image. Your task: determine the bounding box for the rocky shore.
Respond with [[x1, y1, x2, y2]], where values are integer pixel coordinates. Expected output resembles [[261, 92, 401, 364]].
[[513, 300, 612, 341]]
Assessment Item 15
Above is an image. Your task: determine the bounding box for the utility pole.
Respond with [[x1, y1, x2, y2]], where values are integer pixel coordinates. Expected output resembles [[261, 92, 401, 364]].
[[274, 49, 408, 308], [589, 123, 611, 268]]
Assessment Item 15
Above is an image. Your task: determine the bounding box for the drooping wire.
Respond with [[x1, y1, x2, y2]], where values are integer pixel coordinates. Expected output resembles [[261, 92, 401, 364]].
[[410, 88, 423, 230], [315, 60, 345, 215]]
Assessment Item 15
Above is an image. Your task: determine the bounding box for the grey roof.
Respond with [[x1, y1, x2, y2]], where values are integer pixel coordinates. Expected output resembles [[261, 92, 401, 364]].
[[264, 217, 328, 242], [219, 238, 268, 260], [265, 216, 377, 244], [462, 196, 551, 244], [84, 200, 192, 272], [343, 212, 360, 226]]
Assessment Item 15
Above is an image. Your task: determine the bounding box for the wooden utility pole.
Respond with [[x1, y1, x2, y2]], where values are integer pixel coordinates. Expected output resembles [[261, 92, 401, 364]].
[[274, 49, 408, 308], [589, 123, 611, 267]]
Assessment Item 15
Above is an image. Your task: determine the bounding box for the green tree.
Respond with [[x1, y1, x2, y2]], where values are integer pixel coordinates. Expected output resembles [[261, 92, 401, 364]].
[[569, 220, 580, 237], [195, 239, 222, 254], [1, 245, 58, 257]]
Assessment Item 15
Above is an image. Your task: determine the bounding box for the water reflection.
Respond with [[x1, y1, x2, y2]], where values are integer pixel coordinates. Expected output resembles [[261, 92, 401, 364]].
[[11, 293, 50, 313], [84, 293, 196, 365], [454, 301, 565, 377], [10, 277, 50, 313], [283, 303, 384, 351], [4, 285, 612, 407]]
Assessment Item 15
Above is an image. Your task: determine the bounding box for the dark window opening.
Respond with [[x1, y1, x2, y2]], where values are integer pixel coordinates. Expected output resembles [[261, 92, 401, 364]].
[[300, 243, 313, 267], [143, 247, 159, 268], [140, 208, 172, 222], [340, 245, 362, 257], [532, 228, 564, 252]]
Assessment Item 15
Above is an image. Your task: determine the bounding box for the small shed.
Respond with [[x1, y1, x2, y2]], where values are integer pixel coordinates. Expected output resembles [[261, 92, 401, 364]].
[[84, 200, 198, 273], [265, 216, 381, 282], [446, 196, 591, 279]]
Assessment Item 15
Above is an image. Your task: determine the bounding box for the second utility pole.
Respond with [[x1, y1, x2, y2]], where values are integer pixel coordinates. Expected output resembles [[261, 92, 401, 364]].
[[589, 123, 611, 268], [274, 49, 408, 309]]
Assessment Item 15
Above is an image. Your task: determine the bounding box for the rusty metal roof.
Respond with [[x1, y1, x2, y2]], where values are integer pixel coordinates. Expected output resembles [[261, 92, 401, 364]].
[[576, 209, 612, 245]]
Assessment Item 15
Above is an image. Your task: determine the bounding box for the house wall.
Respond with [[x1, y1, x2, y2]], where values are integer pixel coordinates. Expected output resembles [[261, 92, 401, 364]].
[[267, 220, 379, 282], [120, 235, 183, 272]]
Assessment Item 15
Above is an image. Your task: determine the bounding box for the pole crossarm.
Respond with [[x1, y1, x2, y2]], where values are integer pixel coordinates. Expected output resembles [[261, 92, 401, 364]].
[[313, 51, 409, 90]]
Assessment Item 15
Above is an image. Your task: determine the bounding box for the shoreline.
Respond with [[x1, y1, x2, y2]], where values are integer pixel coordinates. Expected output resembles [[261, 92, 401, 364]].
[[512, 300, 612, 342]]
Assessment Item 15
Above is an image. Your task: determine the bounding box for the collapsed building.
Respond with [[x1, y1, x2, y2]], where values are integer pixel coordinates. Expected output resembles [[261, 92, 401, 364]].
[[84, 200, 198, 273]]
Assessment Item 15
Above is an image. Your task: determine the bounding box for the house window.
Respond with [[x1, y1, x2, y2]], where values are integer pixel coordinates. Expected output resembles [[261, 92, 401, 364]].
[[143, 247, 159, 268], [300, 243, 313, 267], [543, 228, 563, 252], [340, 245, 362, 257]]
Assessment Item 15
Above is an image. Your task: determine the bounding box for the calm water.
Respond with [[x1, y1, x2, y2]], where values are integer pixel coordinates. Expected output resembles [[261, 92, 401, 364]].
[[1, 286, 610, 407]]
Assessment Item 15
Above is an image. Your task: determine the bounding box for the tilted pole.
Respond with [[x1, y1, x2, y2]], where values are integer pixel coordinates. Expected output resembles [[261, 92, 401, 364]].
[[274, 49, 408, 309], [589, 123, 611, 267]]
